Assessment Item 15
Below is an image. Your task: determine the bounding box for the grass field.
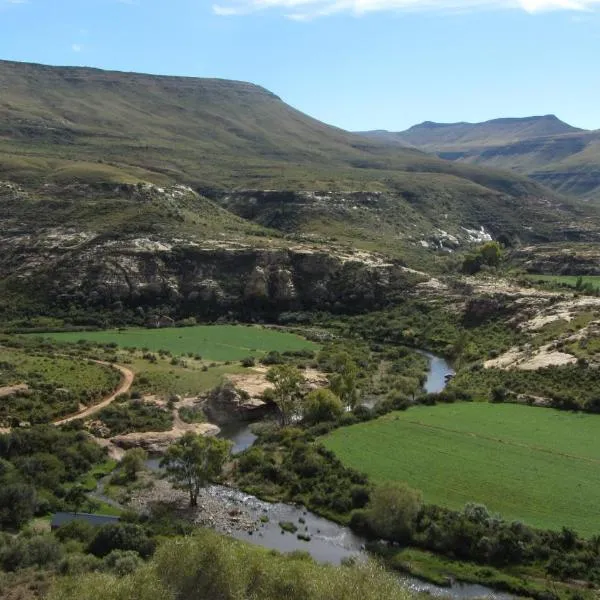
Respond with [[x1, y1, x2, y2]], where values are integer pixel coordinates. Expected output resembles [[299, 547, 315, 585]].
[[525, 274, 600, 290], [36, 325, 318, 362], [322, 403, 600, 535], [0, 348, 118, 395], [129, 357, 246, 397]]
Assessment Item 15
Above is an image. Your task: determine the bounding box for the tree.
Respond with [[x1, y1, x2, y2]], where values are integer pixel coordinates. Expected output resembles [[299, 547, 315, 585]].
[[461, 241, 503, 275], [366, 482, 422, 543], [0, 483, 36, 529], [265, 364, 305, 427], [160, 433, 231, 507], [303, 389, 344, 424], [120, 448, 148, 481], [479, 241, 502, 267], [328, 352, 360, 410], [65, 484, 88, 515]]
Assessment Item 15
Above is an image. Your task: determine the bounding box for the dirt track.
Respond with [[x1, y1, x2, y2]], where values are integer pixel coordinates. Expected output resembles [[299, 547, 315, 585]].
[[53, 360, 135, 426]]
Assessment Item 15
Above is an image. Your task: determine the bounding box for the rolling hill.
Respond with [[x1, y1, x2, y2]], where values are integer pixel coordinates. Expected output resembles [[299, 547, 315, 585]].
[[359, 116, 600, 201], [0, 60, 599, 322], [0, 60, 595, 243]]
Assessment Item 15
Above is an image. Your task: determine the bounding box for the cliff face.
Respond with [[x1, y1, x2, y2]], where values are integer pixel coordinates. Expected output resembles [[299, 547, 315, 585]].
[[2, 232, 417, 317]]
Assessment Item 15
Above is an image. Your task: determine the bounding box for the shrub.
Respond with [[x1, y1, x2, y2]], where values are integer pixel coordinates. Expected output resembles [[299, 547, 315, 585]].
[[303, 389, 344, 424], [88, 523, 156, 559], [0, 484, 36, 529], [366, 482, 422, 544]]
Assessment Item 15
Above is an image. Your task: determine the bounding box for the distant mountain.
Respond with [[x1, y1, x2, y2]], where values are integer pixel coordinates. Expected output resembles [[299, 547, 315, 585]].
[[358, 116, 600, 201], [362, 115, 582, 149]]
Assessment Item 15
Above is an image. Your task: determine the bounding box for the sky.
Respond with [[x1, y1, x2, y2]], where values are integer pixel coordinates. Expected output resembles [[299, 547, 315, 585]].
[[0, 0, 599, 132]]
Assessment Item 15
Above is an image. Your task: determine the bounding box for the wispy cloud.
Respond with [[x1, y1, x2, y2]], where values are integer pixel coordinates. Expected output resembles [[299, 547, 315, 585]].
[[213, 0, 600, 19], [72, 43, 83, 52]]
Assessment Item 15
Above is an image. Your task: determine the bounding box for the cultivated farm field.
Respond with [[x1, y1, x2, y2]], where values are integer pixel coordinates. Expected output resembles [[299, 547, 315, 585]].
[[322, 403, 600, 535], [37, 325, 318, 361]]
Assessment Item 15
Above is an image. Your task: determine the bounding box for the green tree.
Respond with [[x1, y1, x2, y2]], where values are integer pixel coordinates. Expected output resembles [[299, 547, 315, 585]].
[[366, 482, 422, 543], [479, 241, 502, 267], [65, 485, 88, 515], [328, 352, 360, 410], [120, 448, 148, 481], [160, 433, 231, 507], [303, 389, 344, 424], [461, 241, 503, 275], [0, 483, 36, 529], [266, 365, 306, 427]]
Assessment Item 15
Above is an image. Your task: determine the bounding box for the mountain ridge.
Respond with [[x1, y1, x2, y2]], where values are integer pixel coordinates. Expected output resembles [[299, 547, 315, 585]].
[[358, 115, 600, 201]]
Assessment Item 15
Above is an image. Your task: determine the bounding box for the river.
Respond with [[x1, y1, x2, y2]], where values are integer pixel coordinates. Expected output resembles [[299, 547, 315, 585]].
[[140, 352, 511, 598]]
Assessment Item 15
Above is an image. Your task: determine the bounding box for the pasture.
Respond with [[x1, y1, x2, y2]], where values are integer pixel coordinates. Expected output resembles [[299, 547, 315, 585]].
[[322, 403, 600, 535], [0, 347, 121, 423], [525, 274, 600, 291], [36, 325, 318, 361]]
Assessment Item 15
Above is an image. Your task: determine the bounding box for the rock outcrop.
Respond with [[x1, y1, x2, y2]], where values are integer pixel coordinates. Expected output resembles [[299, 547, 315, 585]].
[[203, 382, 271, 425], [111, 423, 220, 454]]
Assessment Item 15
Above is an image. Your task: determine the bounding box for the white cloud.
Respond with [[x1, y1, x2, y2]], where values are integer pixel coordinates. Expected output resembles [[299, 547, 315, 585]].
[[212, 0, 600, 19], [72, 44, 83, 52]]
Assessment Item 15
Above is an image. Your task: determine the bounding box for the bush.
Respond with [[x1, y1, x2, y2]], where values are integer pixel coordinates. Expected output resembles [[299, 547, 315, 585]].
[[0, 534, 63, 571], [102, 550, 144, 576], [55, 520, 95, 544], [366, 482, 422, 544], [88, 523, 156, 559], [303, 389, 344, 424]]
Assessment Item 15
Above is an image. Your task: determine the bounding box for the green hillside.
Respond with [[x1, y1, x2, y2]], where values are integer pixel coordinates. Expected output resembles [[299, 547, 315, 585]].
[[0, 59, 581, 201]]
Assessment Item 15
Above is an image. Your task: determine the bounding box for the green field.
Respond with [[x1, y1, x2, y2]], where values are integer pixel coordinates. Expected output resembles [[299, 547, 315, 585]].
[[38, 325, 318, 361], [322, 403, 600, 535], [525, 274, 600, 290]]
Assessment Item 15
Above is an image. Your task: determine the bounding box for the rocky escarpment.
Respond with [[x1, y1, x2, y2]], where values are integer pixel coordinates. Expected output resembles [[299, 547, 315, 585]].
[[1, 230, 418, 318], [216, 189, 599, 247], [510, 243, 600, 276], [0, 182, 426, 318]]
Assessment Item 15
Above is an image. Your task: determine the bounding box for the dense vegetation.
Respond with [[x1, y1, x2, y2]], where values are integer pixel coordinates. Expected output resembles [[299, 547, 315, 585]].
[[0, 426, 108, 527], [450, 362, 600, 410], [49, 529, 410, 600], [95, 399, 173, 436]]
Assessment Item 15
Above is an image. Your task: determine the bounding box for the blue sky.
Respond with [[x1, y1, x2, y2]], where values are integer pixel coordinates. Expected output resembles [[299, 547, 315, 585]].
[[0, 0, 599, 131]]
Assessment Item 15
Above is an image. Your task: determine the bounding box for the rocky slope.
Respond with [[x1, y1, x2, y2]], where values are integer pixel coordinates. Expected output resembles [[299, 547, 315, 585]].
[[0, 182, 427, 319], [1, 180, 599, 321]]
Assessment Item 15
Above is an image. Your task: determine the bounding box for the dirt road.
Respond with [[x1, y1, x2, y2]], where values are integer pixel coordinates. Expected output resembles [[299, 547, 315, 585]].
[[53, 361, 134, 426]]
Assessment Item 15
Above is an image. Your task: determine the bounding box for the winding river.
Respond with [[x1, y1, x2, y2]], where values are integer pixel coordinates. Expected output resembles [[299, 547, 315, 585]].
[[140, 352, 511, 598]]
